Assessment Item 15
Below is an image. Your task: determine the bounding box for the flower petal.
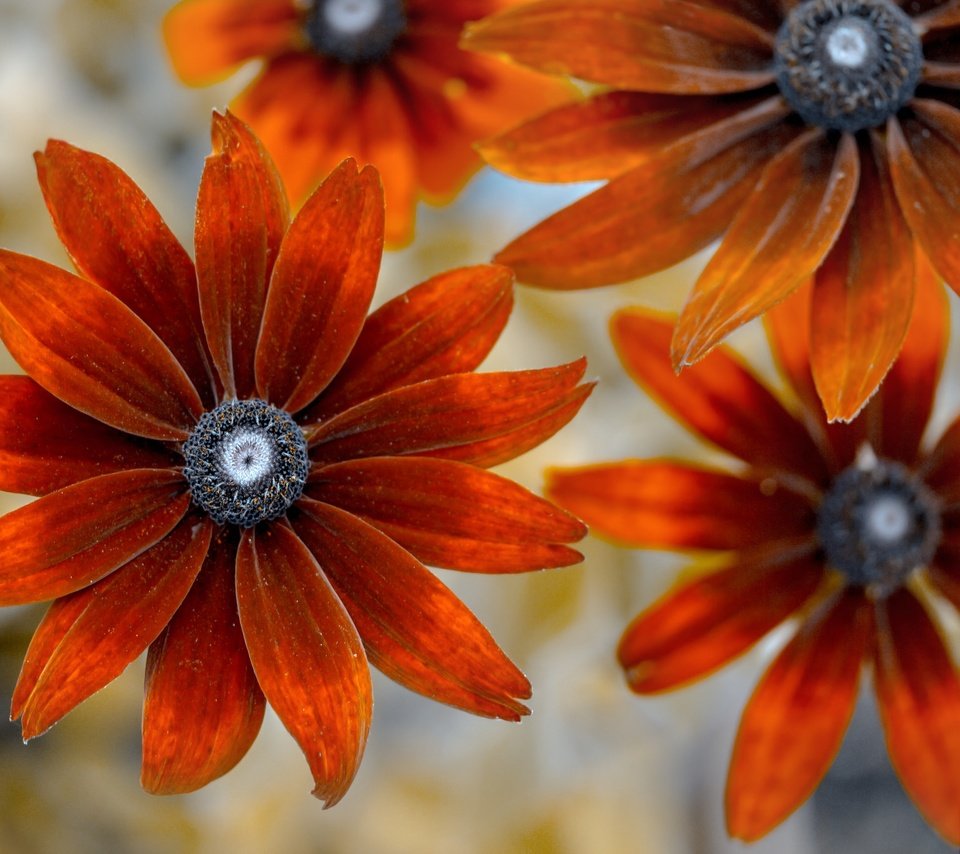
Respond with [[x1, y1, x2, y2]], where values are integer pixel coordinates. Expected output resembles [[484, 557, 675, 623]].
[[236, 523, 371, 806], [673, 129, 859, 367], [255, 159, 384, 412], [308, 457, 585, 572], [35, 141, 216, 406], [548, 461, 814, 551], [726, 588, 870, 841], [142, 529, 266, 795], [612, 309, 826, 480], [14, 515, 212, 740], [0, 469, 189, 606], [618, 552, 823, 693], [873, 588, 960, 845], [292, 499, 531, 720], [0, 376, 180, 497], [196, 111, 291, 399], [0, 252, 203, 440]]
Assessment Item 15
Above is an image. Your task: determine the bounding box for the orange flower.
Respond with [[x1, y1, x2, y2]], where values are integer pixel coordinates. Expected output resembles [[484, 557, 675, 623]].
[[547, 262, 960, 843], [0, 111, 590, 802], [163, 0, 571, 245], [463, 0, 960, 419]]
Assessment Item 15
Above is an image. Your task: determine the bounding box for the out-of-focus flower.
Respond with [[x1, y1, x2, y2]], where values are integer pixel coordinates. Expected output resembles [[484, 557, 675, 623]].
[[0, 110, 591, 803], [548, 262, 960, 844], [162, 0, 572, 245], [463, 0, 960, 420]]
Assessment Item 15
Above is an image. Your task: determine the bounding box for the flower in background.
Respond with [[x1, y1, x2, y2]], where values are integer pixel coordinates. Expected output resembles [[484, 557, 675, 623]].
[[547, 262, 960, 844], [0, 111, 590, 803], [463, 0, 960, 420], [163, 0, 571, 245]]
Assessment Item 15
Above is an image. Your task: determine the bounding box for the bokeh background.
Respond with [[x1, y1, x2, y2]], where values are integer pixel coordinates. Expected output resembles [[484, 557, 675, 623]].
[[0, 1, 957, 852]]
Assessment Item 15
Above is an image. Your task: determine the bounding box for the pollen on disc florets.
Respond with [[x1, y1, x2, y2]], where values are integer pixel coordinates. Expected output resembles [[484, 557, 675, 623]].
[[305, 0, 407, 64], [816, 449, 941, 596], [183, 399, 309, 528], [774, 0, 923, 133]]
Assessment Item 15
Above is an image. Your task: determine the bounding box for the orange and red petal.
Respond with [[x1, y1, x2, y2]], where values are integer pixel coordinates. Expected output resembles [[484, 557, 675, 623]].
[[142, 529, 266, 795], [256, 160, 383, 412], [873, 588, 960, 845], [726, 588, 871, 841], [35, 141, 216, 406], [307, 457, 585, 572], [617, 552, 823, 694], [673, 129, 859, 368], [13, 515, 212, 740], [0, 469, 189, 606], [292, 499, 531, 720], [195, 111, 290, 400], [0, 252, 203, 441], [236, 523, 371, 806]]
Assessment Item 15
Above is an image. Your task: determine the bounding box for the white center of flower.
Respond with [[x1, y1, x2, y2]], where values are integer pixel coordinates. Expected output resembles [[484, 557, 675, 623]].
[[825, 21, 870, 68], [324, 0, 382, 35], [221, 429, 275, 487], [864, 494, 912, 544]]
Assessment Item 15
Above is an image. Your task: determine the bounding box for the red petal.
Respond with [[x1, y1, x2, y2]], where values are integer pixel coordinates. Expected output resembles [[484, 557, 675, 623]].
[[0, 376, 179, 496], [0, 252, 203, 440], [293, 499, 531, 720], [873, 588, 960, 845], [36, 141, 216, 406], [0, 469, 189, 606], [142, 529, 266, 794], [14, 515, 212, 740], [618, 554, 823, 693], [236, 523, 371, 805], [726, 589, 870, 841], [196, 111, 291, 399], [255, 160, 384, 412], [308, 457, 585, 572]]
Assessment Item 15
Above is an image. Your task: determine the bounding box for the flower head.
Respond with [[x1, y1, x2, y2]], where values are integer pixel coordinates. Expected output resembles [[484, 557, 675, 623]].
[[463, 0, 960, 419], [547, 261, 960, 843], [0, 111, 590, 802], [163, 0, 571, 245]]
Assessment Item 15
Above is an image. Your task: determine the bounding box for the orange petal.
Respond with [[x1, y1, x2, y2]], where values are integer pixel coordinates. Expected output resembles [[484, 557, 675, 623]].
[[0, 469, 189, 606], [726, 588, 870, 841], [0, 251, 203, 440], [15, 515, 211, 740], [236, 523, 371, 806], [547, 461, 813, 550], [618, 553, 823, 694], [35, 141, 216, 406], [873, 588, 960, 845], [293, 499, 531, 720], [612, 309, 826, 480], [196, 111, 290, 399], [308, 456, 585, 572], [256, 160, 384, 412], [673, 129, 859, 367], [142, 529, 265, 794]]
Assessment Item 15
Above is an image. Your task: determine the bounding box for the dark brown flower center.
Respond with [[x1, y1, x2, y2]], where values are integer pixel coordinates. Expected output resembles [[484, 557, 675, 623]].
[[774, 0, 922, 132], [305, 0, 407, 64], [183, 399, 309, 527], [816, 451, 940, 594]]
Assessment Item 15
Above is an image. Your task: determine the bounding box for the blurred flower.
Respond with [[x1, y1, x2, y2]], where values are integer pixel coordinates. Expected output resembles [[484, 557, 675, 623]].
[[0, 111, 590, 803], [547, 261, 960, 844], [463, 0, 960, 420], [162, 0, 571, 245]]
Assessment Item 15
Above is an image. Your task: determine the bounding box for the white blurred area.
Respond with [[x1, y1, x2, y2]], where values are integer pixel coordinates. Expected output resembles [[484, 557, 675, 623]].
[[0, 1, 957, 853]]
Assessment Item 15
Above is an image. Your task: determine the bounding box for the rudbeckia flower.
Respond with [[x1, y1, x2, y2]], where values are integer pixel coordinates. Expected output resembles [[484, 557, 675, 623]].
[[463, 0, 960, 420], [162, 0, 571, 245], [0, 111, 590, 803], [548, 263, 960, 843]]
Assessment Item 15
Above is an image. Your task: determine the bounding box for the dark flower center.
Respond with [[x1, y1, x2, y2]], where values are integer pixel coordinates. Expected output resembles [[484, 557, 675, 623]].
[[816, 451, 940, 594], [774, 0, 922, 132], [305, 0, 407, 64], [183, 399, 309, 527]]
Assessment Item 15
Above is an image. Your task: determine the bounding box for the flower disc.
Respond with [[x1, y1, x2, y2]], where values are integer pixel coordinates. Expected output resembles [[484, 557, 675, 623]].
[[306, 0, 407, 63]]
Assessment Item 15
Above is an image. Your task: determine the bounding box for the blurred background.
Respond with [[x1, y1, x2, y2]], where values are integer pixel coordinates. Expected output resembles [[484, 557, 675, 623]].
[[0, 1, 957, 852]]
